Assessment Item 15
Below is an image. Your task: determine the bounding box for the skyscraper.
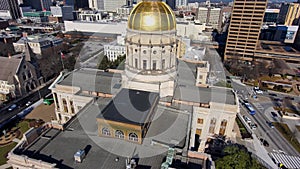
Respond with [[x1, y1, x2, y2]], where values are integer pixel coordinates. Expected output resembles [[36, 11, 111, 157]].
[[0, 0, 21, 19], [224, 0, 267, 61], [277, 2, 300, 26]]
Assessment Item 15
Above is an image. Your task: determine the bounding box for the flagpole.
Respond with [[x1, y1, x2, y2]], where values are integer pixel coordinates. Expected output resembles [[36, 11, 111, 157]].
[[60, 51, 65, 70]]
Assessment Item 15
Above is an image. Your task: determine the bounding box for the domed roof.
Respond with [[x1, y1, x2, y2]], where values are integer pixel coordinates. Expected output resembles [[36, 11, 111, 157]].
[[128, 0, 176, 32]]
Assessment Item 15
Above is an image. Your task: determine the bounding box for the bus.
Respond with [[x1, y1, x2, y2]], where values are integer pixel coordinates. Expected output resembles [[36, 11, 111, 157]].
[[244, 103, 256, 115]]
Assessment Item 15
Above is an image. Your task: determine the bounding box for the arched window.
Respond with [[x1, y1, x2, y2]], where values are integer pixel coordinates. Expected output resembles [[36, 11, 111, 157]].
[[102, 127, 110, 136], [129, 133, 138, 142], [219, 120, 227, 136], [209, 118, 217, 134], [115, 130, 124, 139]]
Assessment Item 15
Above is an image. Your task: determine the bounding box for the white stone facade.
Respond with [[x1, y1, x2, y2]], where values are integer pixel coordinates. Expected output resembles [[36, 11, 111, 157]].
[[104, 44, 126, 61], [51, 84, 93, 124], [122, 29, 178, 97], [190, 99, 239, 152], [196, 61, 210, 87], [197, 7, 208, 24]]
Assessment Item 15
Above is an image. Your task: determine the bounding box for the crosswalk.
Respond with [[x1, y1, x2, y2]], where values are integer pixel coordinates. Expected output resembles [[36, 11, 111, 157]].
[[252, 103, 264, 111]]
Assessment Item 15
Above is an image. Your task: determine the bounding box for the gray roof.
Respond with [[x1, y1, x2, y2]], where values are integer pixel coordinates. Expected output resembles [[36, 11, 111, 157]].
[[174, 86, 236, 105], [58, 69, 122, 94], [13, 96, 190, 169], [98, 88, 159, 126], [0, 57, 22, 82]]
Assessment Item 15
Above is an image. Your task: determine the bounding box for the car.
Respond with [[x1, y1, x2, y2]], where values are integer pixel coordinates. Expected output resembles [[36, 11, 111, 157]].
[[285, 96, 294, 100], [255, 90, 263, 94], [269, 93, 277, 96], [8, 104, 17, 111], [243, 115, 251, 123], [249, 122, 257, 130], [259, 138, 269, 147], [271, 111, 278, 117], [25, 101, 32, 107], [266, 121, 275, 128]]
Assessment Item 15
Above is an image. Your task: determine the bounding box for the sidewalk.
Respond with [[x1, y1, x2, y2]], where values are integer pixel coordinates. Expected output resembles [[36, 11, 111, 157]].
[[0, 163, 11, 169], [251, 134, 278, 169]]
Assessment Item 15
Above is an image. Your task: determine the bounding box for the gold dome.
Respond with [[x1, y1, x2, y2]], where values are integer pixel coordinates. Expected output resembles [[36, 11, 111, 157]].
[[128, 0, 176, 32]]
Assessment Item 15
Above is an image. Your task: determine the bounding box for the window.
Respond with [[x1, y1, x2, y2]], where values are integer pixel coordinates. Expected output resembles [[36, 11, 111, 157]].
[[135, 58, 138, 68], [143, 60, 147, 69], [209, 118, 216, 134], [62, 98, 68, 113], [152, 60, 157, 70], [219, 120, 227, 135], [196, 128, 202, 136], [153, 50, 157, 54], [129, 133, 138, 142], [197, 118, 203, 124], [102, 127, 110, 136], [115, 130, 124, 139], [162, 59, 165, 69], [143, 50, 147, 54]]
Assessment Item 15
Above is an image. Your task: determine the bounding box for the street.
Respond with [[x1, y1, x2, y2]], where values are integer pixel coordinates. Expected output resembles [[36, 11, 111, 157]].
[[231, 78, 300, 156], [0, 84, 51, 129]]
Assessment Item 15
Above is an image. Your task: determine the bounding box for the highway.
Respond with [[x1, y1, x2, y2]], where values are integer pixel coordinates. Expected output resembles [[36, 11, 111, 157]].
[[231, 78, 300, 156]]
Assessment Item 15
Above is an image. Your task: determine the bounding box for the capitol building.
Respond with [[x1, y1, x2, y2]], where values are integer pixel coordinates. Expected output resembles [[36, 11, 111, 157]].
[[122, 0, 180, 97], [7, 1, 239, 168]]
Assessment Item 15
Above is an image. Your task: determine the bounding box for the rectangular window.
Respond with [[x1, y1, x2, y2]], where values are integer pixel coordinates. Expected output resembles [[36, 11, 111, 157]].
[[196, 129, 202, 136], [162, 59, 165, 69], [135, 58, 138, 68], [197, 118, 203, 124], [153, 60, 157, 70], [143, 60, 147, 69]]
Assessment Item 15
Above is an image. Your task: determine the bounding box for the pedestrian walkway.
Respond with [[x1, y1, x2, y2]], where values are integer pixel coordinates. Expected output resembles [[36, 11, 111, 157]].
[[252, 103, 264, 111], [251, 134, 278, 169], [0, 163, 11, 169]]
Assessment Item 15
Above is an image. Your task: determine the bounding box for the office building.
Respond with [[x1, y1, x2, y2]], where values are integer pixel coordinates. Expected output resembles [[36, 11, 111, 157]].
[[103, 0, 127, 12], [277, 2, 300, 26], [88, 0, 104, 10], [197, 7, 208, 24], [224, 0, 267, 61], [74, 0, 89, 9], [176, 0, 187, 7], [22, 0, 52, 11], [197, 7, 221, 29], [263, 9, 279, 24], [0, 0, 21, 19]]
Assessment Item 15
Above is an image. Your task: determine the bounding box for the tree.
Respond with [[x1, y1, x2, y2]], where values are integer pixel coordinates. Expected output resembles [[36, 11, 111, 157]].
[[215, 145, 265, 169]]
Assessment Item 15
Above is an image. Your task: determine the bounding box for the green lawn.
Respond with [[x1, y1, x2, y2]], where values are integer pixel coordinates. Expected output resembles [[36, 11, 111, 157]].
[[273, 122, 300, 153], [0, 142, 17, 165], [15, 121, 30, 135], [0, 120, 30, 165]]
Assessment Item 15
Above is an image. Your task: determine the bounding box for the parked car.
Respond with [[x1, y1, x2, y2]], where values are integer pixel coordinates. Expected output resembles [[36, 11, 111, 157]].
[[271, 111, 278, 117], [8, 104, 17, 111], [249, 122, 257, 130], [260, 138, 269, 147], [285, 96, 294, 100], [243, 115, 251, 123], [25, 101, 32, 107], [266, 121, 275, 128]]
